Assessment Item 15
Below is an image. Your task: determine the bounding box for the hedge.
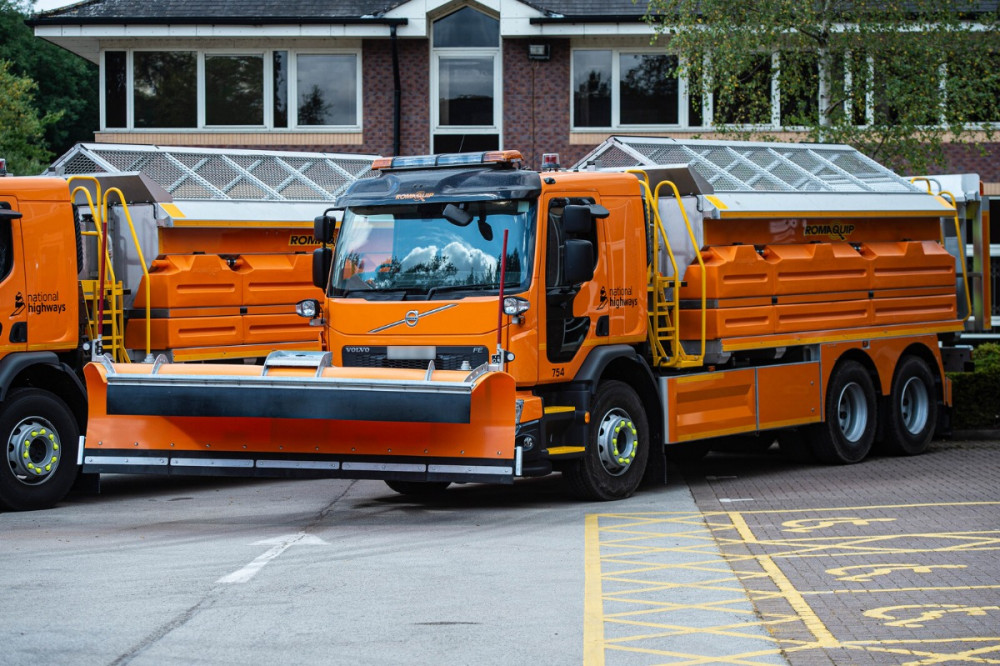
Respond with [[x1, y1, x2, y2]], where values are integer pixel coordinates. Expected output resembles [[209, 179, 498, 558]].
[[949, 342, 1000, 430]]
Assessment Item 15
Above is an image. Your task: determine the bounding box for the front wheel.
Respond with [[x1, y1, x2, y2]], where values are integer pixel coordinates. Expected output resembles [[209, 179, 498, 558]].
[[809, 361, 877, 464], [566, 380, 649, 501], [0, 389, 80, 511]]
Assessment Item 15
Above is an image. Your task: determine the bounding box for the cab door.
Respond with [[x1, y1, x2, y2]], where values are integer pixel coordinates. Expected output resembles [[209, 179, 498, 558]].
[[0, 197, 28, 354], [538, 194, 604, 383]]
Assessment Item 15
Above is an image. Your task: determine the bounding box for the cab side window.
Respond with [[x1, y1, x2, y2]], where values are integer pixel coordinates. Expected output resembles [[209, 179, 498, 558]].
[[546, 197, 598, 288]]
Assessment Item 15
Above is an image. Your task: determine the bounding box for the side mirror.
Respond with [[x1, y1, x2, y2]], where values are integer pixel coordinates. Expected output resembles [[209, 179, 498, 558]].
[[312, 247, 332, 289], [562, 205, 592, 234], [562, 239, 594, 285], [313, 208, 340, 244]]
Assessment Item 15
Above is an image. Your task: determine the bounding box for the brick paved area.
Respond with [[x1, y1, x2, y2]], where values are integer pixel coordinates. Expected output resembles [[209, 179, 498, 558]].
[[677, 437, 1000, 665]]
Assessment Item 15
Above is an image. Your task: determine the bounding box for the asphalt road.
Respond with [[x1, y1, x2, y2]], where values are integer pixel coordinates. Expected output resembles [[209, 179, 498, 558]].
[[2, 435, 997, 666], [0, 471, 729, 666]]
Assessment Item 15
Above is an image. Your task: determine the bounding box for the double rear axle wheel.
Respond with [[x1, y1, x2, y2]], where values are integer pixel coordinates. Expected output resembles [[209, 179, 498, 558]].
[[809, 356, 937, 464]]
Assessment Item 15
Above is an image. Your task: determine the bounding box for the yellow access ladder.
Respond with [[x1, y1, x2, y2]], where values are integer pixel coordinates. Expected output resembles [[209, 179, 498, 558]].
[[629, 170, 706, 369], [68, 176, 154, 363]]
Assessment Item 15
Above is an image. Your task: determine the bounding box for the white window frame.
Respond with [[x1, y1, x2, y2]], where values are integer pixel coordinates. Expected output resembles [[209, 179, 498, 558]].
[[430, 6, 503, 147], [430, 48, 502, 135], [289, 51, 363, 132], [570, 48, 686, 131], [201, 51, 269, 129], [99, 48, 362, 132]]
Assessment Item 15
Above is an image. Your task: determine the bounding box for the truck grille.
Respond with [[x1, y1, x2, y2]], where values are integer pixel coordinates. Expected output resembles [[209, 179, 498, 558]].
[[342, 346, 490, 371]]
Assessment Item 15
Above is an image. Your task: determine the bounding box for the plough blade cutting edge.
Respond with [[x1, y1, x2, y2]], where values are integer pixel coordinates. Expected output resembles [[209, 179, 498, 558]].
[[82, 356, 517, 484]]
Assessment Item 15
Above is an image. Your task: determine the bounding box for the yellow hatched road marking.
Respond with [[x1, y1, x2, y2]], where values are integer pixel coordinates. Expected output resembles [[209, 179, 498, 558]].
[[583, 514, 605, 666], [585, 504, 1000, 664], [584, 512, 786, 665]]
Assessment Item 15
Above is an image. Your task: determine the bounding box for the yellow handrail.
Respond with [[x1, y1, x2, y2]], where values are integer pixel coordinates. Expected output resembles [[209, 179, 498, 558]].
[[909, 177, 974, 323], [653, 179, 706, 367], [102, 187, 153, 361], [638, 181, 678, 365], [627, 169, 706, 368], [69, 180, 117, 350], [936, 190, 974, 323]]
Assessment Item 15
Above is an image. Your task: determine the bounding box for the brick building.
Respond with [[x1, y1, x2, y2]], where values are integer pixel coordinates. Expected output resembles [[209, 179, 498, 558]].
[[29, 0, 1000, 186]]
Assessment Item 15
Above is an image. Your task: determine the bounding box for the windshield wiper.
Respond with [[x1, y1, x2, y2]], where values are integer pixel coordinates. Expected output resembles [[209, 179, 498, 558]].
[[425, 282, 518, 300]]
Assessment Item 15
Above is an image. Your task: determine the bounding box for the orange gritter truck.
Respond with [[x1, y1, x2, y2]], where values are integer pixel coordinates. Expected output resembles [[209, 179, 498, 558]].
[[13, 138, 994, 509]]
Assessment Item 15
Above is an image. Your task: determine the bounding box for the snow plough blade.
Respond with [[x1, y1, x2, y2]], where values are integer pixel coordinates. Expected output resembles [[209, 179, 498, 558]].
[[82, 352, 517, 484]]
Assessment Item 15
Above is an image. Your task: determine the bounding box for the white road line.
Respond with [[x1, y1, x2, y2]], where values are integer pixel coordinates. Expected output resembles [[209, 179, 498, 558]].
[[217, 532, 328, 584]]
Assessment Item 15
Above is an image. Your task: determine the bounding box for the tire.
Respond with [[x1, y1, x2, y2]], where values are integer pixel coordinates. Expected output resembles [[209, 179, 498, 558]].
[[384, 480, 451, 496], [566, 380, 649, 501], [881, 356, 937, 456], [0, 389, 80, 511], [809, 360, 877, 464]]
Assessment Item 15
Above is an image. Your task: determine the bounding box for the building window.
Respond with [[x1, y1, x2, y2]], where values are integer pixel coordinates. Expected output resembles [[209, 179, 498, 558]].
[[438, 56, 494, 126], [433, 6, 498, 48], [103, 51, 127, 129], [273, 51, 288, 129], [573, 50, 611, 127], [431, 7, 501, 151], [620, 53, 679, 125], [133, 51, 197, 128], [572, 50, 680, 129], [296, 54, 359, 127], [100, 49, 360, 131], [205, 55, 264, 126]]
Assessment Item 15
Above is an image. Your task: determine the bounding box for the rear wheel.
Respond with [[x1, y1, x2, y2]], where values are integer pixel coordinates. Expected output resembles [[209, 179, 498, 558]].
[[566, 380, 649, 501], [809, 361, 876, 464], [0, 389, 80, 511], [881, 356, 937, 456], [384, 480, 451, 496]]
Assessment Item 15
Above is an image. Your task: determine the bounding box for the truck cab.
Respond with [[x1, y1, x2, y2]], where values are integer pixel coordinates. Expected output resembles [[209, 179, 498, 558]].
[[308, 151, 657, 496]]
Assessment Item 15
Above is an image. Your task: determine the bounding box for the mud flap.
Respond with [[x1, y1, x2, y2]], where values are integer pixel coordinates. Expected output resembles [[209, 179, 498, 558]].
[[82, 355, 517, 484]]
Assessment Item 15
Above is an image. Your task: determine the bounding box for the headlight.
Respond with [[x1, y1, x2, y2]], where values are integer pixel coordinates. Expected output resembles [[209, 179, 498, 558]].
[[503, 296, 530, 316], [296, 299, 319, 318]]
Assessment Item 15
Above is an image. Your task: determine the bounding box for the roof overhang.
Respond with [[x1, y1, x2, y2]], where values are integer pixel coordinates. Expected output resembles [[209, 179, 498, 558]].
[[32, 0, 655, 58]]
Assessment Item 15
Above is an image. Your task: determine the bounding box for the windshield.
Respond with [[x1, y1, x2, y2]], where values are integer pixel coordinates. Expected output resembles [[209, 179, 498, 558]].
[[330, 200, 536, 299]]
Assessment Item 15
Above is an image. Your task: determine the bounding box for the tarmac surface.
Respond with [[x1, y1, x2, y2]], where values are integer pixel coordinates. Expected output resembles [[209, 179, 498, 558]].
[[584, 435, 1000, 665], [1, 434, 997, 665]]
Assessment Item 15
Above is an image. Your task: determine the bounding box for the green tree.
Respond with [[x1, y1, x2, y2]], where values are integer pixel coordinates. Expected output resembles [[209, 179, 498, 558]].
[[0, 59, 60, 174], [0, 0, 97, 158], [644, 0, 1000, 172]]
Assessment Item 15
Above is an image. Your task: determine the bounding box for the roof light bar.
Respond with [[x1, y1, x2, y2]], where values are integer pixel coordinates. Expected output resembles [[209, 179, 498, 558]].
[[0, 158, 6, 176], [372, 150, 524, 171]]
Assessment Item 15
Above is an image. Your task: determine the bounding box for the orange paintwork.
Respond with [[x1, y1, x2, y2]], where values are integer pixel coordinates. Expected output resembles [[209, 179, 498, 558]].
[[667, 369, 757, 441], [0, 179, 80, 356], [128, 251, 322, 355], [756, 363, 822, 430], [678, 237, 958, 345], [535, 180, 647, 386], [83, 362, 516, 460], [124, 311, 320, 351]]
